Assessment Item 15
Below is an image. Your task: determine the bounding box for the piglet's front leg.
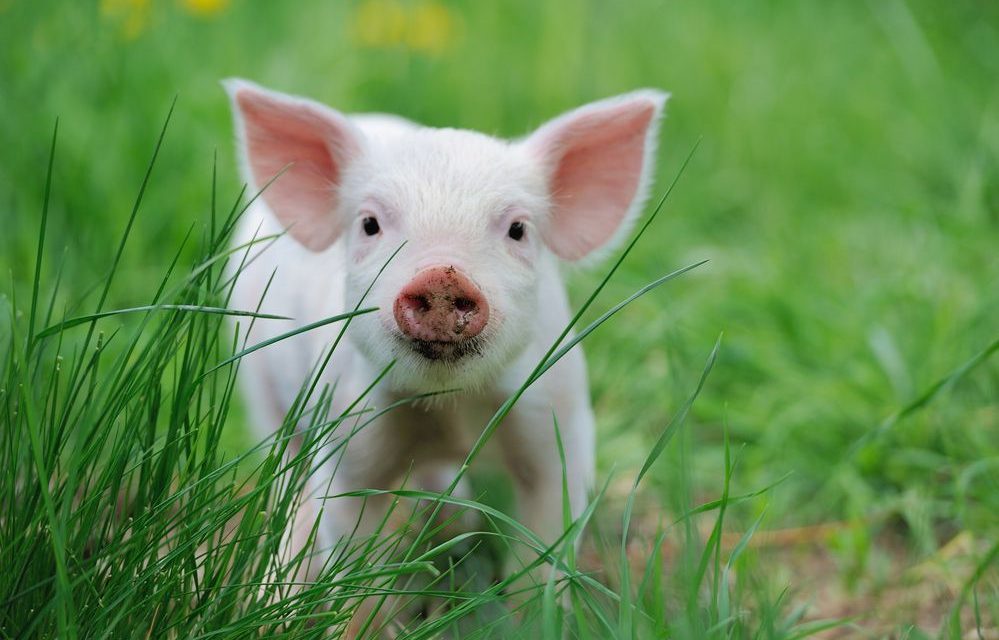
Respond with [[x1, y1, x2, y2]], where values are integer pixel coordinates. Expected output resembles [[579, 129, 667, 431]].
[[498, 403, 595, 598]]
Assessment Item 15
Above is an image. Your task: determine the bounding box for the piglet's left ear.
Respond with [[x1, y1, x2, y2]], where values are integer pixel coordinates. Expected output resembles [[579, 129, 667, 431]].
[[525, 90, 668, 261]]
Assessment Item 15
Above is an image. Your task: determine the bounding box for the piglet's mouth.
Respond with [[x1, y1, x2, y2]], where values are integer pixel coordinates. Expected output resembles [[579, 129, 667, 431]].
[[407, 337, 484, 363]]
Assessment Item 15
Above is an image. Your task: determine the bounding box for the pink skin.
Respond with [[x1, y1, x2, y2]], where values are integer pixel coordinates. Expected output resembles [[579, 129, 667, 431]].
[[393, 266, 489, 346]]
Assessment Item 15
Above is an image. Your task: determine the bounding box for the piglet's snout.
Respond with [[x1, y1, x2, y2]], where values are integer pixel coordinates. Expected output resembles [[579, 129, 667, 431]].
[[393, 266, 489, 342]]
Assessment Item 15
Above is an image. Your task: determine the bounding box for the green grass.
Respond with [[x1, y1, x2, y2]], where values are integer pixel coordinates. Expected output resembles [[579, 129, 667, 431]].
[[1, 0, 998, 637]]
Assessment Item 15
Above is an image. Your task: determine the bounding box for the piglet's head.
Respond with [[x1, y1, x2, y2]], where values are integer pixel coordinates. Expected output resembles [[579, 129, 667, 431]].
[[227, 79, 667, 391]]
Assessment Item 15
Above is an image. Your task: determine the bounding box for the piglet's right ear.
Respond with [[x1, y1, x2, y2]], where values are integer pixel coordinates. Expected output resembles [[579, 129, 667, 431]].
[[224, 78, 363, 251]]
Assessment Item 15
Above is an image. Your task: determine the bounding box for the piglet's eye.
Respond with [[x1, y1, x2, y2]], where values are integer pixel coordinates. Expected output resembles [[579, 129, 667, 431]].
[[508, 221, 525, 241], [362, 216, 380, 236]]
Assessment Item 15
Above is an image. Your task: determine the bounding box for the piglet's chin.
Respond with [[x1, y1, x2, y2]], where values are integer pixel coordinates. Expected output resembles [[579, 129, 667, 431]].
[[408, 337, 485, 362], [382, 333, 500, 392]]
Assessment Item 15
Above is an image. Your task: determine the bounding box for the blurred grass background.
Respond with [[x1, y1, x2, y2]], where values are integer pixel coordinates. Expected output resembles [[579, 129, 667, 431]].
[[2, 0, 997, 632]]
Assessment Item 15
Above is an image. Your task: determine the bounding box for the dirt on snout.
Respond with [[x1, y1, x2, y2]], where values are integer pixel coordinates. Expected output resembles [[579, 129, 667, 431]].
[[414, 265, 484, 340]]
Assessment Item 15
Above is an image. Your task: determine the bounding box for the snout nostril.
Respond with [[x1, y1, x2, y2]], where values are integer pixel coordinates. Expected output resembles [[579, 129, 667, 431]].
[[403, 294, 431, 313], [453, 297, 476, 313]]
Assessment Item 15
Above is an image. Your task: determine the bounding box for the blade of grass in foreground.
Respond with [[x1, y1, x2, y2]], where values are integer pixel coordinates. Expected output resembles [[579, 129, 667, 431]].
[[619, 335, 721, 638], [198, 307, 377, 380], [79, 98, 177, 350], [35, 305, 292, 340], [26, 119, 58, 352], [944, 537, 999, 640], [13, 118, 76, 640]]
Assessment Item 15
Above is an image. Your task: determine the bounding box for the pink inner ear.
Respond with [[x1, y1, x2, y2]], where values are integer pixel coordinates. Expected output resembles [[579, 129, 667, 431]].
[[540, 100, 657, 261], [236, 88, 357, 251]]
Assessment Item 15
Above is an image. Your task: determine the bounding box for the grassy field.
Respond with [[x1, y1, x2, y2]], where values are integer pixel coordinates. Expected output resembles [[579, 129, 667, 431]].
[[2, 0, 998, 637]]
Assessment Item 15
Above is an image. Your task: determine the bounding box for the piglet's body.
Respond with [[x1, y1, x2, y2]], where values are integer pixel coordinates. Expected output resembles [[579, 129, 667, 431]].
[[225, 81, 667, 586]]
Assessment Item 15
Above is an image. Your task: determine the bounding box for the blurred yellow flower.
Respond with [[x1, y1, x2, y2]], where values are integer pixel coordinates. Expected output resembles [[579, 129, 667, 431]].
[[352, 0, 460, 55], [100, 0, 151, 40], [180, 0, 230, 18], [354, 0, 408, 48], [406, 1, 454, 55]]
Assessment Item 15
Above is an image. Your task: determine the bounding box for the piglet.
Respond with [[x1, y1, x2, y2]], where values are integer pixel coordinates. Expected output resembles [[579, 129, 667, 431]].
[[224, 79, 667, 595]]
